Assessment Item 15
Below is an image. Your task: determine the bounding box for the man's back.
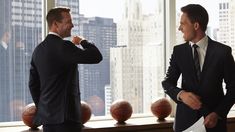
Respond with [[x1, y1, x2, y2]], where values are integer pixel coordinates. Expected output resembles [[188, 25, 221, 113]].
[[29, 34, 102, 125]]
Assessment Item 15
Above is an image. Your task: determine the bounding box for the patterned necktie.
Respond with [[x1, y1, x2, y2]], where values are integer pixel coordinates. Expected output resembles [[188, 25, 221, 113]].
[[193, 44, 201, 82]]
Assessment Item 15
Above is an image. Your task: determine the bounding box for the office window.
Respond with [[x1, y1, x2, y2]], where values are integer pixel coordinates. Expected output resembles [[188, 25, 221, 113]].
[[0, 0, 234, 125], [0, 0, 167, 123], [0, 0, 42, 122], [55, 0, 165, 116]]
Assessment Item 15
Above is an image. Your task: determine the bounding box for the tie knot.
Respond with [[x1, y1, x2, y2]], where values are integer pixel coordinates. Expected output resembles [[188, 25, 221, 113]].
[[193, 44, 198, 49]]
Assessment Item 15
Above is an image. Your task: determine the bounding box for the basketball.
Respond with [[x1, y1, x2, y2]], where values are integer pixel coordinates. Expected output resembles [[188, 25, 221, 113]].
[[81, 101, 92, 124], [110, 100, 132, 124], [87, 95, 105, 116], [151, 98, 172, 121], [22, 103, 39, 129]]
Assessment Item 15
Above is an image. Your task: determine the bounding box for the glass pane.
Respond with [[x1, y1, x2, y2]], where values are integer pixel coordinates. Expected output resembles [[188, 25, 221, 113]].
[[55, 0, 165, 116], [0, 0, 42, 122]]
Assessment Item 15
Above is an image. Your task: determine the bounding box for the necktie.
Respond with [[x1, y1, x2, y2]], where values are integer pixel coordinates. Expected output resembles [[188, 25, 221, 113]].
[[193, 44, 201, 82]]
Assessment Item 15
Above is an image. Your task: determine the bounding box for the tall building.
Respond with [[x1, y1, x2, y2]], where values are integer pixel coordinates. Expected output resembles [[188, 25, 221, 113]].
[[0, 0, 42, 121], [56, 0, 117, 116], [111, 0, 144, 113], [229, 0, 235, 56], [110, 0, 164, 114], [0, 0, 12, 122], [218, 0, 235, 56], [78, 16, 116, 116], [104, 84, 112, 115], [218, 0, 230, 44]]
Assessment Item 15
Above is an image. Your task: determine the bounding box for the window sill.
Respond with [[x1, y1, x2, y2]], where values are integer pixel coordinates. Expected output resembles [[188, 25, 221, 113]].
[[0, 115, 174, 132], [84, 115, 174, 132], [0, 111, 235, 132]]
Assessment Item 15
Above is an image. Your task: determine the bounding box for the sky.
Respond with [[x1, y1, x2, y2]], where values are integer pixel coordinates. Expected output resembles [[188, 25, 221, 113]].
[[79, 0, 158, 22], [80, 0, 123, 21], [80, 0, 220, 28]]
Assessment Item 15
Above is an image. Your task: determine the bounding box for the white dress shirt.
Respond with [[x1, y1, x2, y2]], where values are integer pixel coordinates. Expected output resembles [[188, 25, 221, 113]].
[[189, 36, 208, 71], [177, 36, 208, 101], [1, 41, 8, 50]]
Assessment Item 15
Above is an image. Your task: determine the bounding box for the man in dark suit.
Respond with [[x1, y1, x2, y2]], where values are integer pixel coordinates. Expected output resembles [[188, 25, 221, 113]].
[[162, 4, 235, 132], [29, 7, 102, 132], [0, 26, 11, 122]]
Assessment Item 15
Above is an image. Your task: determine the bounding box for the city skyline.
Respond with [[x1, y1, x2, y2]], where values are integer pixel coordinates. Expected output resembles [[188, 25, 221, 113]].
[[80, 0, 158, 22], [80, 0, 220, 28], [0, 0, 234, 122]]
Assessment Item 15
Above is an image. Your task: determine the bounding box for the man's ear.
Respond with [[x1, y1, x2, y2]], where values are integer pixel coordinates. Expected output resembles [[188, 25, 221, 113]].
[[53, 21, 58, 27], [194, 22, 200, 30]]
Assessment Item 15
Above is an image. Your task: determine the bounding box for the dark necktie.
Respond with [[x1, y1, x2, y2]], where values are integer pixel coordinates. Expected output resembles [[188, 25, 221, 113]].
[[193, 44, 201, 82]]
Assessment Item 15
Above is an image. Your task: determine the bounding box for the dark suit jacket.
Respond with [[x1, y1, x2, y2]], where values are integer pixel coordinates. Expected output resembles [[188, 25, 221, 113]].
[[162, 37, 235, 132], [29, 34, 102, 125], [0, 43, 10, 121]]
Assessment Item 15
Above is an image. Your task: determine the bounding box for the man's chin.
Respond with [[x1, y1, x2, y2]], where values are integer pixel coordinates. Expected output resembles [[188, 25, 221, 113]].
[[183, 36, 188, 41]]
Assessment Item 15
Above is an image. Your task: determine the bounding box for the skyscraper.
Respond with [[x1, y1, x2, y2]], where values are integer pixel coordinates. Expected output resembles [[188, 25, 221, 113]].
[[78, 16, 116, 115], [0, 0, 42, 121], [218, 0, 235, 56], [110, 0, 164, 114]]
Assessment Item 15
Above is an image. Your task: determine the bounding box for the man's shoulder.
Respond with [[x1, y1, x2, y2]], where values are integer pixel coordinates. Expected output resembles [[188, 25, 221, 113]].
[[174, 42, 189, 50], [209, 39, 231, 51]]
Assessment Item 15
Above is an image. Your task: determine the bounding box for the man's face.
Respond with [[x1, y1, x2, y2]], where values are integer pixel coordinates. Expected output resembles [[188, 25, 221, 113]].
[[56, 12, 74, 38], [178, 13, 196, 42], [2, 31, 11, 44]]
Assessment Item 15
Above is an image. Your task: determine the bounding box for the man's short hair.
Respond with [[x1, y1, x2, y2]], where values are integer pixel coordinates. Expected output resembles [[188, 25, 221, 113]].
[[181, 4, 209, 32], [46, 7, 70, 28]]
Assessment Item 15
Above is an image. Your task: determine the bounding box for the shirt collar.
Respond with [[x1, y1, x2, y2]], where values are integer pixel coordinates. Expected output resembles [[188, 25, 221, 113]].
[[189, 36, 208, 50], [1, 41, 8, 50], [48, 32, 62, 39]]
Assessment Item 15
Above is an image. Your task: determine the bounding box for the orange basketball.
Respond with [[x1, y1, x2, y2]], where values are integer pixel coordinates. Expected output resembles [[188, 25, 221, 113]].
[[81, 101, 92, 124], [151, 98, 172, 121], [110, 100, 132, 124], [22, 103, 39, 129], [87, 95, 105, 115]]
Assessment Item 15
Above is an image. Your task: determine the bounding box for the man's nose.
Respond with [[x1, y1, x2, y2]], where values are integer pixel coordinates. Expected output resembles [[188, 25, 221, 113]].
[[178, 26, 181, 31]]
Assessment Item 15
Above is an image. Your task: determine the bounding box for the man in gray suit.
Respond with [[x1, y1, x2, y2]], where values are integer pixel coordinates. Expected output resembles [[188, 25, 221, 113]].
[[162, 4, 235, 132], [29, 7, 102, 132]]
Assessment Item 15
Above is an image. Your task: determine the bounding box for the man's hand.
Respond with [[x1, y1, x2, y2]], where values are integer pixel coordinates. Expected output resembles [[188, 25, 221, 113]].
[[179, 91, 202, 110], [204, 112, 219, 128], [72, 36, 83, 45]]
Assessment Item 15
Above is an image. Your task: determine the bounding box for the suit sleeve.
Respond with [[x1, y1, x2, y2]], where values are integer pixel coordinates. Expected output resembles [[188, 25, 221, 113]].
[[215, 47, 235, 118], [64, 40, 103, 64], [29, 59, 40, 106], [162, 47, 182, 103]]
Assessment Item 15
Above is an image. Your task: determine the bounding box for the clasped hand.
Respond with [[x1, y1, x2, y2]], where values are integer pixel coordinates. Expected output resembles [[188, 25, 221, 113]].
[[179, 91, 218, 128], [72, 36, 83, 45]]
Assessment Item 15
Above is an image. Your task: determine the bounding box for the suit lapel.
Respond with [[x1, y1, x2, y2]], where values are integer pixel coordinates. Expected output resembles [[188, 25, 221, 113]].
[[201, 38, 215, 74], [186, 43, 194, 69]]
